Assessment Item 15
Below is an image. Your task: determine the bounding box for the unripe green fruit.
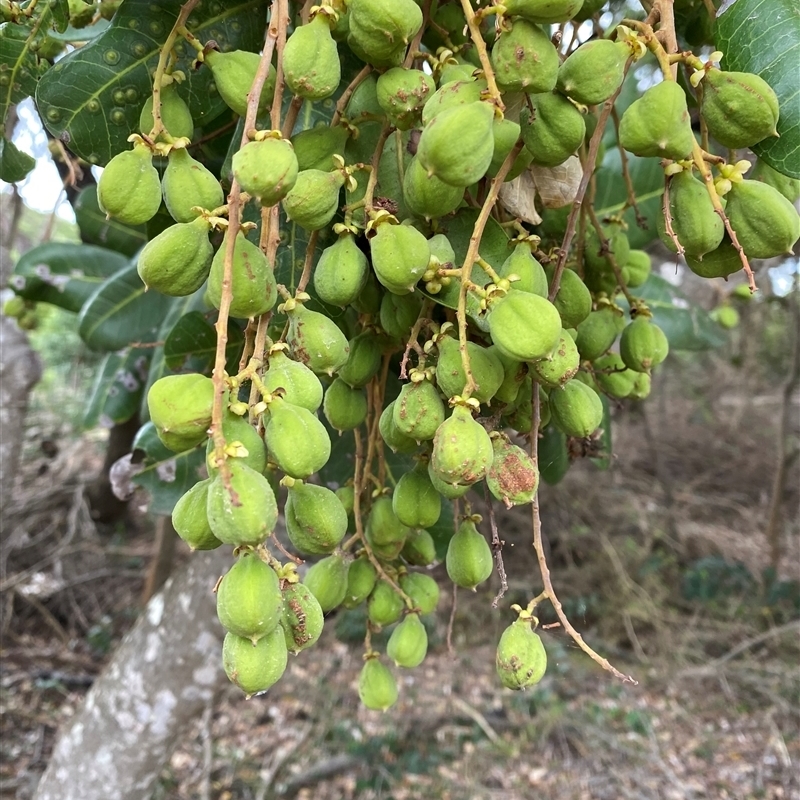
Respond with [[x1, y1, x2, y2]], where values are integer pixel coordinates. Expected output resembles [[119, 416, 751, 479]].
[[502, 0, 584, 24], [418, 102, 495, 188], [262, 350, 324, 412], [323, 378, 368, 431], [147, 373, 213, 453], [491, 19, 559, 94], [216, 553, 282, 643], [380, 292, 422, 340], [422, 77, 486, 126], [548, 268, 592, 329], [496, 617, 547, 689], [726, 180, 800, 259], [348, 0, 422, 68], [593, 353, 637, 398], [557, 39, 629, 106], [232, 138, 299, 206], [281, 169, 345, 230], [264, 397, 331, 479], [657, 170, 724, 258], [285, 304, 350, 376], [619, 317, 669, 373], [367, 495, 410, 548], [379, 401, 420, 454], [488, 291, 562, 362], [313, 232, 369, 307], [530, 329, 580, 388], [428, 462, 472, 499], [393, 380, 446, 441], [376, 67, 434, 130], [619, 80, 695, 160], [336, 485, 355, 516], [431, 405, 494, 489], [446, 519, 493, 590], [222, 627, 287, 698], [98, 144, 161, 226], [139, 83, 194, 140], [493, 347, 527, 406], [161, 147, 224, 223], [358, 656, 398, 711], [338, 333, 382, 389], [366, 530, 406, 561], [205, 49, 276, 117], [403, 155, 465, 219], [498, 243, 548, 297], [549, 379, 603, 437], [387, 613, 428, 668], [400, 529, 437, 566], [139, 213, 214, 296], [685, 238, 742, 279], [304, 553, 348, 612], [370, 222, 432, 294], [575, 308, 619, 361], [393, 465, 442, 529], [367, 580, 404, 626], [435, 335, 504, 404], [584, 222, 630, 274], [428, 233, 456, 267], [292, 125, 349, 172], [625, 250, 651, 289], [399, 572, 440, 614], [285, 480, 348, 555], [712, 305, 740, 329], [521, 92, 586, 168], [208, 230, 277, 319], [2, 295, 26, 318], [207, 461, 279, 546], [439, 62, 476, 85], [486, 436, 539, 507], [629, 371, 652, 400], [172, 479, 222, 551], [343, 557, 378, 609], [488, 117, 534, 181], [205, 410, 268, 476], [283, 13, 341, 101], [281, 581, 325, 652], [751, 160, 800, 204], [701, 68, 779, 149]]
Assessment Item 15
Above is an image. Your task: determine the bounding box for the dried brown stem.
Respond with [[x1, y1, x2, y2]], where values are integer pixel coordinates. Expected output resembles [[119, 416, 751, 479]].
[[458, 0, 504, 111], [484, 486, 508, 608], [611, 107, 647, 228], [586, 205, 637, 307]]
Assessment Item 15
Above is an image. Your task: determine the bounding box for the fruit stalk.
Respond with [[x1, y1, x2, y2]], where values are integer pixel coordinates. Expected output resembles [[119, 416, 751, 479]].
[[483, 484, 508, 608], [585, 205, 636, 307], [458, 0, 504, 111]]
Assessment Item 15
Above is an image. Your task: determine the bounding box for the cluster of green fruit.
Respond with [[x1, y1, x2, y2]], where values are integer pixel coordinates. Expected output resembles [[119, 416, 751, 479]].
[[91, 0, 799, 708]]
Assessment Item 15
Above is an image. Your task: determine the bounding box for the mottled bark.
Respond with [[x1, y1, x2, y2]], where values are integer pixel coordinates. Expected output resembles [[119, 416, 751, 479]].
[[33, 547, 229, 800]]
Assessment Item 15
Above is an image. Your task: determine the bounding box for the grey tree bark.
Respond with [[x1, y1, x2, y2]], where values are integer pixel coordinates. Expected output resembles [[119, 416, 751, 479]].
[[33, 546, 229, 800]]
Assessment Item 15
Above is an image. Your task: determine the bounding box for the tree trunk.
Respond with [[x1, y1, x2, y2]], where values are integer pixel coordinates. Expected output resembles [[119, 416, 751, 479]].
[[33, 547, 229, 800]]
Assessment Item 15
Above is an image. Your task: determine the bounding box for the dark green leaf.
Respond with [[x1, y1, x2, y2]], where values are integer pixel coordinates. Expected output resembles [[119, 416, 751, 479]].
[[539, 425, 570, 486], [716, 0, 800, 178], [0, 135, 35, 181], [50, 0, 70, 34], [10, 241, 129, 312], [83, 346, 151, 428], [77, 261, 172, 350], [0, 20, 44, 125], [163, 309, 244, 373], [73, 184, 148, 256], [35, 0, 267, 165], [46, 18, 112, 42]]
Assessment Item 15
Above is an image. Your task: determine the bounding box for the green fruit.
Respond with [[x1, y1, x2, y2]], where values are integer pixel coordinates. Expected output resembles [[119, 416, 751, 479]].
[[435, 335, 504, 404], [575, 308, 619, 361], [283, 13, 341, 100], [751, 160, 800, 204], [379, 401, 420, 454], [285, 480, 348, 555], [216, 552, 283, 643], [206, 461, 279, 546], [343, 557, 378, 608], [366, 495, 410, 548], [161, 147, 224, 223], [427, 462, 472, 499], [619, 317, 669, 373], [393, 380, 446, 441], [399, 572, 440, 614], [657, 170, 724, 258], [701, 68, 779, 150], [205, 49, 276, 117], [530, 329, 580, 387], [585, 221, 630, 274], [422, 77, 486, 125], [264, 397, 331, 479], [498, 243, 548, 297], [403, 155, 464, 219], [496, 617, 547, 689], [172, 479, 222, 551], [446, 518, 493, 590], [281, 581, 325, 652], [222, 627, 287, 698], [625, 250, 651, 289], [549, 268, 592, 328], [336, 485, 355, 516], [387, 613, 428, 668], [491, 19, 559, 94], [376, 67, 435, 130], [367, 580, 405, 626], [285, 303, 350, 376], [418, 102, 495, 188], [358, 656, 398, 711], [147, 373, 213, 453], [486, 436, 539, 507], [556, 39, 629, 106], [725, 180, 800, 259], [488, 291, 562, 362], [629, 371, 652, 400], [685, 238, 742, 279], [323, 377, 368, 431], [139, 83, 194, 140], [619, 80, 695, 160], [137, 216, 212, 297], [97, 143, 161, 226], [348, 0, 422, 67], [712, 305, 740, 329], [549, 379, 603, 437], [431, 405, 494, 489], [205, 409, 268, 475], [502, 0, 585, 24], [208, 230, 277, 319], [521, 92, 586, 168], [380, 292, 422, 340], [304, 553, 349, 612], [313, 232, 369, 307], [291, 125, 349, 172], [393, 465, 442, 529], [338, 333, 382, 389], [400, 529, 437, 566], [281, 169, 345, 230], [488, 117, 534, 181], [493, 347, 527, 406], [232, 137, 299, 206], [593, 353, 637, 398], [262, 350, 324, 412], [370, 222, 431, 294]]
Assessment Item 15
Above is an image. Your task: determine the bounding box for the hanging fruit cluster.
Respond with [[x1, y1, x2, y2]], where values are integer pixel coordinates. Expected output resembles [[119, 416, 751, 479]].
[[89, 0, 799, 708]]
